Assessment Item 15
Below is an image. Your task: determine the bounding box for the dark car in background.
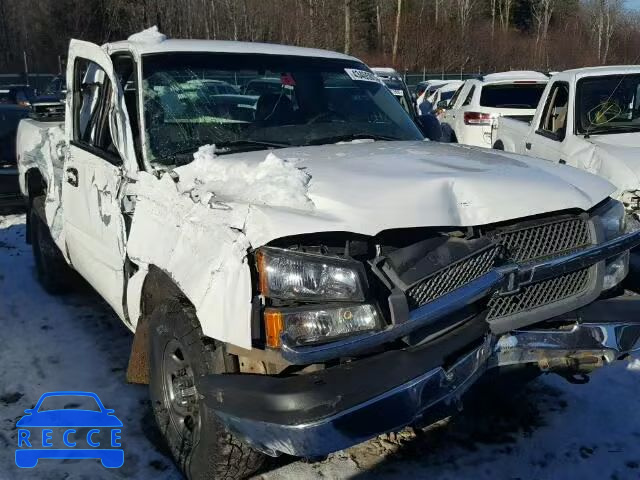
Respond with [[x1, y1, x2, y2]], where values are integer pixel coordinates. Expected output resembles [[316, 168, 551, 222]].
[[243, 77, 283, 96], [0, 104, 29, 208], [0, 85, 35, 107], [371, 68, 416, 116]]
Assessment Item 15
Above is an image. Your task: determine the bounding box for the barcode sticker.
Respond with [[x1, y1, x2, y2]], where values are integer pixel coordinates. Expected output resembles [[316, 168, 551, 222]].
[[344, 69, 382, 83]]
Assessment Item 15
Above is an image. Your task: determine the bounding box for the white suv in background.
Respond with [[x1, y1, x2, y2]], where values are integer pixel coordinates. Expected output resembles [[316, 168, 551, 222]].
[[440, 71, 548, 147]]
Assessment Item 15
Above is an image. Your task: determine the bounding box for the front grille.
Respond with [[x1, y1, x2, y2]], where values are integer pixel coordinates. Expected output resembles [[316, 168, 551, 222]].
[[486, 267, 591, 320], [405, 215, 596, 319], [406, 245, 501, 309], [492, 216, 591, 263]]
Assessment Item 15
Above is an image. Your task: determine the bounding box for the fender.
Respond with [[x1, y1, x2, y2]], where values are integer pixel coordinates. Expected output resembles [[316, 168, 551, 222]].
[[126, 265, 189, 385]]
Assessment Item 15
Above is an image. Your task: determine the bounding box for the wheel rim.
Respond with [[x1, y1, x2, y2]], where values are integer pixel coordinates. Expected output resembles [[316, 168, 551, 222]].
[[161, 339, 201, 443]]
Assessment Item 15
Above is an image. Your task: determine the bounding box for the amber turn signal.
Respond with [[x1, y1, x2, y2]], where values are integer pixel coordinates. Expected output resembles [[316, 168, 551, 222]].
[[256, 249, 269, 296], [264, 309, 284, 348]]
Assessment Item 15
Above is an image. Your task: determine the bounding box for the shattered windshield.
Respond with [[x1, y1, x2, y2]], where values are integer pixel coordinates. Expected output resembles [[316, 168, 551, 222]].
[[141, 53, 423, 165], [576, 74, 640, 134]]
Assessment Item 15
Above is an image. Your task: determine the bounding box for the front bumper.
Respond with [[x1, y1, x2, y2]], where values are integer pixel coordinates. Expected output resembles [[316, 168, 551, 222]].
[[205, 296, 640, 458]]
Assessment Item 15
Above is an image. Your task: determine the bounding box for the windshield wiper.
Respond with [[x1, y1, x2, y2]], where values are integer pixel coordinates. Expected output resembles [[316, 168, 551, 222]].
[[214, 139, 290, 154], [153, 140, 290, 165], [584, 125, 640, 137], [308, 133, 398, 145]]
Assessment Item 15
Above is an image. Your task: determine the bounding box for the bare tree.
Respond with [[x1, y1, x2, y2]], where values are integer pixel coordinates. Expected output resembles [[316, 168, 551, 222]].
[[434, 0, 443, 24], [491, 0, 496, 38], [499, 0, 513, 32], [3, 0, 640, 77], [532, 0, 555, 67], [344, 0, 351, 54], [588, 0, 623, 64], [457, 0, 476, 36], [392, 0, 402, 64], [376, 0, 382, 50]]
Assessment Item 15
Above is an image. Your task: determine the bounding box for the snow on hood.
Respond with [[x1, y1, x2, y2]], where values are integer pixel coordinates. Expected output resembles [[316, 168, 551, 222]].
[[167, 141, 613, 246], [586, 133, 640, 194], [174, 144, 313, 211], [127, 26, 166, 44]]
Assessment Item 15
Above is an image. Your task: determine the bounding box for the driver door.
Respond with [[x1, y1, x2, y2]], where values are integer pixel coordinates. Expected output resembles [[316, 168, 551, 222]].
[[525, 81, 570, 164], [62, 40, 137, 319]]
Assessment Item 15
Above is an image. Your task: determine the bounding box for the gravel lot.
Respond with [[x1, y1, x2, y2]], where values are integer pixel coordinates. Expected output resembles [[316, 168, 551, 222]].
[[1, 212, 639, 480]]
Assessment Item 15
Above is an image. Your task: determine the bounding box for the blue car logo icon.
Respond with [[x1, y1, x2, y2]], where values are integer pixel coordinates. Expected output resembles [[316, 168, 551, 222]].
[[15, 391, 123, 468]]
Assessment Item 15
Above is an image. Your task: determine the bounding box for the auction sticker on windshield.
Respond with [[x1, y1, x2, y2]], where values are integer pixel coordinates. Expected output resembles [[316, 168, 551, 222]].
[[345, 68, 382, 83], [15, 391, 124, 469]]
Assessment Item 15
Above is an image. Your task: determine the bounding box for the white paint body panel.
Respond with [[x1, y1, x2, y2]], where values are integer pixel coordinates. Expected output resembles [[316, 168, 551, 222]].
[[15, 41, 618, 350], [493, 66, 640, 199]]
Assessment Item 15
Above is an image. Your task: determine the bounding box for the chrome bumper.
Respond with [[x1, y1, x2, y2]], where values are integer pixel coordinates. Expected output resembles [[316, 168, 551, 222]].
[[217, 298, 640, 457], [282, 229, 640, 364]]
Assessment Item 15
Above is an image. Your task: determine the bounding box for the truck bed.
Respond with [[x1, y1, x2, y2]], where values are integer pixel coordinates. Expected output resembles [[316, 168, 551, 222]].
[[16, 118, 65, 197], [492, 115, 532, 152]]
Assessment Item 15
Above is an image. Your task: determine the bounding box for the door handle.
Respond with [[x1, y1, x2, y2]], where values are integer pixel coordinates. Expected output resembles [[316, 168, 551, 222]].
[[525, 142, 532, 150], [66, 167, 79, 187]]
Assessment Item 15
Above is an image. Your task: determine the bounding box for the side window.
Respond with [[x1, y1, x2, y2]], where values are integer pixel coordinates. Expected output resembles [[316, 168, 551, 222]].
[[462, 86, 476, 106], [73, 58, 119, 163], [538, 82, 569, 141], [449, 84, 465, 108]]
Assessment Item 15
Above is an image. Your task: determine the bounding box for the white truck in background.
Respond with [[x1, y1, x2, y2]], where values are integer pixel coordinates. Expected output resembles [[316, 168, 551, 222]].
[[492, 66, 640, 220], [440, 71, 548, 147], [14, 30, 640, 480]]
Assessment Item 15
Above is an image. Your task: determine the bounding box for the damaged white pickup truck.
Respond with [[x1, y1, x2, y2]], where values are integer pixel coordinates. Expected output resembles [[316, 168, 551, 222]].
[[16, 32, 640, 480], [492, 66, 640, 217]]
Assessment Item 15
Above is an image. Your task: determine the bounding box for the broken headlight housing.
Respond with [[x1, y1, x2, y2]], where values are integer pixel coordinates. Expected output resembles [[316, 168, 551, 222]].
[[598, 199, 629, 290], [256, 247, 380, 347], [256, 247, 366, 301], [599, 198, 626, 240]]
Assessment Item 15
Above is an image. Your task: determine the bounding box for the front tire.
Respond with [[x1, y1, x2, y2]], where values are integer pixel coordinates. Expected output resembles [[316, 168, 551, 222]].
[[149, 299, 265, 480], [30, 196, 75, 294]]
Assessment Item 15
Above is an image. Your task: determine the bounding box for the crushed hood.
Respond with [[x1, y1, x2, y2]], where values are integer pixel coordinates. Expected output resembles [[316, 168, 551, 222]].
[[172, 141, 613, 246], [586, 133, 640, 194], [128, 140, 615, 350]]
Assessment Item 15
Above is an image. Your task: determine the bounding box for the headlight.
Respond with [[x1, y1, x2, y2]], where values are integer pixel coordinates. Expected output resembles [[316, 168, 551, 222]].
[[599, 199, 625, 240], [603, 251, 629, 290], [265, 304, 380, 347], [256, 247, 366, 302]]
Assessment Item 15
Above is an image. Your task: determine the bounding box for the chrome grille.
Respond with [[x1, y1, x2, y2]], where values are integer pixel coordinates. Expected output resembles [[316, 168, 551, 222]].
[[405, 215, 595, 318], [487, 267, 591, 320], [493, 217, 591, 263], [406, 246, 501, 309]]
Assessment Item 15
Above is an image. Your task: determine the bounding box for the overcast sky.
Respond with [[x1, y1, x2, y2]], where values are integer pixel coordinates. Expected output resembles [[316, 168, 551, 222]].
[[626, 0, 640, 10]]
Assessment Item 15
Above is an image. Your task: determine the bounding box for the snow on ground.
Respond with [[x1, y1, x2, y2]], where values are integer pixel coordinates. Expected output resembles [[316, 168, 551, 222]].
[[1, 212, 639, 479]]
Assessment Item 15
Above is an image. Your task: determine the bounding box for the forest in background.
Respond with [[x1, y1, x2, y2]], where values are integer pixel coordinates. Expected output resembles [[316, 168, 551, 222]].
[[0, 0, 638, 75]]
